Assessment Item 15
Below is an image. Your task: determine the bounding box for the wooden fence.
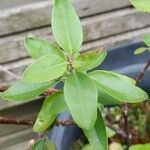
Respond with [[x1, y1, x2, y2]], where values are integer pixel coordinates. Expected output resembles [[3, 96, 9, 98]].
[[0, 0, 150, 149]]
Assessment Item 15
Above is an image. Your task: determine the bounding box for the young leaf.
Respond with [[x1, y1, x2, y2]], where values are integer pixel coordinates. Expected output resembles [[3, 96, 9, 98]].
[[73, 49, 107, 71], [134, 47, 148, 55], [44, 139, 56, 150], [106, 127, 116, 138], [144, 35, 150, 47], [1, 81, 56, 102], [97, 103, 104, 112], [64, 71, 98, 129], [130, 0, 150, 12], [24, 37, 65, 59], [33, 91, 67, 132], [31, 139, 44, 150], [89, 70, 148, 103], [31, 139, 56, 150], [22, 54, 67, 83], [129, 144, 150, 150], [82, 144, 95, 150], [52, 0, 83, 55], [83, 111, 108, 150]]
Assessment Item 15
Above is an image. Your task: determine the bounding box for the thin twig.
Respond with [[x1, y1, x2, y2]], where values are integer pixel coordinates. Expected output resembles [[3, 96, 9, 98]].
[[0, 65, 20, 80], [136, 58, 150, 84], [106, 121, 127, 138], [0, 116, 34, 125], [122, 104, 130, 150], [0, 86, 8, 92], [0, 115, 127, 138], [0, 116, 75, 126]]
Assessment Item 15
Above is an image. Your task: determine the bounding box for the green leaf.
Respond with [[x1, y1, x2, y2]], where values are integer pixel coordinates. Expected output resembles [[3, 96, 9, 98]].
[[31, 139, 44, 150], [89, 70, 148, 103], [24, 37, 65, 59], [91, 71, 135, 105], [144, 35, 150, 47], [134, 47, 148, 55], [33, 114, 56, 133], [33, 91, 67, 132], [42, 91, 68, 115], [31, 139, 56, 150], [82, 144, 95, 150], [97, 103, 104, 112], [129, 144, 150, 150], [97, 89, 123, 105], [64, 71, 98, 129], [44, 139, 56, 150], [22, 54, 67, 83], [104, 71, 136, 85], [130, 0, 150, 12], [73, 49, 107, 71], [106, 127, 116, 138], [1, 81, 56, 102], [83, 111, 108, 150], [52, 0, 83, 55]]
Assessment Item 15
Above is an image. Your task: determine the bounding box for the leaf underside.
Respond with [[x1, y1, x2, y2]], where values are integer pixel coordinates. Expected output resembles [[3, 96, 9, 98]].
[[73, 49, 107, 71]]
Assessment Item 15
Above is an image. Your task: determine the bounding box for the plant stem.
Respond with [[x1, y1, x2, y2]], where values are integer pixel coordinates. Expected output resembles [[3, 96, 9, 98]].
[[122, 104, 130, 150], [0, 116, 75, 126], [0, 115, 127, 138], [136, 58, 150, 84], [0, 116, 34, 125], [0, 65, 20, 80], [106, 120, 127, 138]]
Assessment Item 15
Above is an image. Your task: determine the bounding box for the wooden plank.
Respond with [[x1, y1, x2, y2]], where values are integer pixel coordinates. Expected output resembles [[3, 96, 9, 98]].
[[0, 100, 42, 136], [82, 27, 150, 52], [0, 58, 32, 85], [3, 141, 29, 150], [0, 0, 47, 10], [0, 26, 150, 87], [0, 0, 130, 36], [82, 8, 150, 42], [0, 8, 150, 64], [0, 100, 42, 148], [0, 128, 36, 149]]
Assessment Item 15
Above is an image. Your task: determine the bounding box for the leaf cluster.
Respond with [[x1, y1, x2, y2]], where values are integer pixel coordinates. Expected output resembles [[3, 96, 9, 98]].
[[0, 0, 149, 149]]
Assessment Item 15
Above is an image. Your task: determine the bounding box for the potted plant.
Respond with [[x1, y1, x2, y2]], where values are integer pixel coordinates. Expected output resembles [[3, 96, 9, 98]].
[[0, 0, 150, 149]]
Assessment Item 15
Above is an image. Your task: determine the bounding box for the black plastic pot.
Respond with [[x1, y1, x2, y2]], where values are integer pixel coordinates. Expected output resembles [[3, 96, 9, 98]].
[[48, 42, 150, 150]]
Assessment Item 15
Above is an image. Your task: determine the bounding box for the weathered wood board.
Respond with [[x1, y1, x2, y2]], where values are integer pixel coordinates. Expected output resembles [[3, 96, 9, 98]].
[[1, 26, 150, 86], [0, 0, 130, 36], [0, 100, 42, 149], [0, 8, 150, 64]]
